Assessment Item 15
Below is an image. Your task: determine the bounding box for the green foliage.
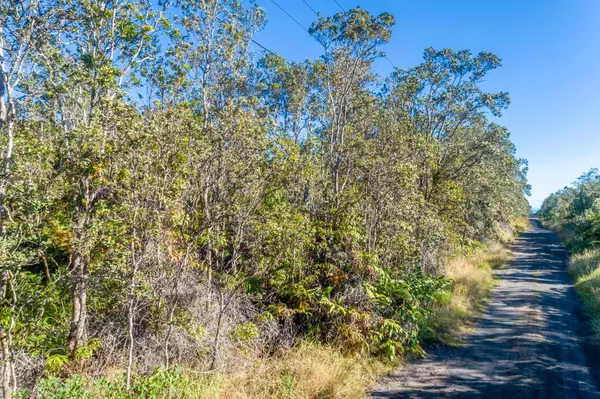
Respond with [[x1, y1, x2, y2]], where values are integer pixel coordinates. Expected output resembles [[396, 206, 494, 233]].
[[0, 0, 529, 394], [539, 168, 600, 251], [74, 338, 103, 361], [35, 376, 88, 399], [34, 368, 189, 399], [364, 267, 450, 359], [230, 322, 259, 343], [45, 354, 69, 375]]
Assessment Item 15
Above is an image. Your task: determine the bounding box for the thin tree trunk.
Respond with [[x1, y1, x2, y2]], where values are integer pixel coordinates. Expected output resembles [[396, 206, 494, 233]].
[[66, 249, 88, 359], [0, 111, 14, 239], [209, 289, 225, 370], [126, 227, 138, 390], [0, 30, 15, 397], [40, 251, 52, 284], [164, 248, 189, 369], [0, 272, 11, 399]]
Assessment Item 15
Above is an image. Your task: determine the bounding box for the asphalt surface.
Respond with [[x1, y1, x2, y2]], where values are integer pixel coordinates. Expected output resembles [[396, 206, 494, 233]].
[[371, 219, 600, 398]]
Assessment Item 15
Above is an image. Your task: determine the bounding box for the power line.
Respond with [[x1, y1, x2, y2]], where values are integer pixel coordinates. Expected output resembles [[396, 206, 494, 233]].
[[251, 39, 278, 57], [250, 38, 293, 65], [383, 54, 396, 69], [270, 0, 309, 32], [302, 0, 319, 17], [256, 0, 397, 70]]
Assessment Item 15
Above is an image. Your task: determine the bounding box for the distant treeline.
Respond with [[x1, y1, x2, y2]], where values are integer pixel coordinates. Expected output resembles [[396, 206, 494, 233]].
[[0, 0, 528, 396]]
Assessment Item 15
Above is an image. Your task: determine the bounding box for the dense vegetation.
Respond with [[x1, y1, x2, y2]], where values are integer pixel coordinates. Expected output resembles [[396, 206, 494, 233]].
[[538, 168, 600, 341], [0, 0, 529, 397], [538, 168, 600, 250]]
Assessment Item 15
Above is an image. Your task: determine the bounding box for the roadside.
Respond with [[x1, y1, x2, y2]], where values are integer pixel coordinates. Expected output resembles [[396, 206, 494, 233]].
[[371, 219, 600, 398], [569, 249, 600, 342]]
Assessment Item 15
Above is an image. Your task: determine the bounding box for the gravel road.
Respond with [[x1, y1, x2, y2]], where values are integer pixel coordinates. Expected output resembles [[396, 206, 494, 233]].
[[371, 219, 600, 398]]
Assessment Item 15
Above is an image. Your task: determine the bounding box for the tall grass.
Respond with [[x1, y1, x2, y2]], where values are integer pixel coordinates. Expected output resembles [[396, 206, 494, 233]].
[[34, 346, 389, 399], [420, 242, 512, 345], [183, 345, 388, 399], [499, 217, 531, 245], [569, 248, 600, 341]]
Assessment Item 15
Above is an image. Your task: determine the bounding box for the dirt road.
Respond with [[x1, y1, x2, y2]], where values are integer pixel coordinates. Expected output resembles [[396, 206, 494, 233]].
[[371, 219, 600, 398]]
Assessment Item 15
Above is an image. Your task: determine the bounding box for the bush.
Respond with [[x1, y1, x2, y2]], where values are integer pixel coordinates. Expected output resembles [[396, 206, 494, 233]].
[[33, 368, 189, 399]]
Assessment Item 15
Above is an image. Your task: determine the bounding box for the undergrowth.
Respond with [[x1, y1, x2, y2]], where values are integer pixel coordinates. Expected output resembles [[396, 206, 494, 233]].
[[28, 223, 524, 399], [29, 345, 389, 399]]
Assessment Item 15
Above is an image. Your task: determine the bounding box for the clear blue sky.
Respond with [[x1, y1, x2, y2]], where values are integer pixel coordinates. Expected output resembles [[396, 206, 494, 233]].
[[249, 0, 600, 209]]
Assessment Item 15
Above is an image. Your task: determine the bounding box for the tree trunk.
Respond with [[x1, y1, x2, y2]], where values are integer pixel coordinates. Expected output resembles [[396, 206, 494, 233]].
[[126, 227, 138, 390], [0, 30, 15, 398], [164, 248, 189, 369], [0, 330, 11, 399], [0, 272, 11, 399], [66, 250, 88, 359], [209, 289, 225, 370]]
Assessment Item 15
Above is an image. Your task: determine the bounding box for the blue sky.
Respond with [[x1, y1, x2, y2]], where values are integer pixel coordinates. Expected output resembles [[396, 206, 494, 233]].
[[249, 0, 600, 209]]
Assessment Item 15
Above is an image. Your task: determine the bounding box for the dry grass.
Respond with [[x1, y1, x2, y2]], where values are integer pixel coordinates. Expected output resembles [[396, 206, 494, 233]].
[[570, 248, 600, 279], [180, 345, 389, 399], [74, 345, 388, 399], [569, 248, 600, 342], [539, 219, 573, 244], [499, 218, 531, 245], [511, 217, 531, 234], [421, 242, 512, 345]]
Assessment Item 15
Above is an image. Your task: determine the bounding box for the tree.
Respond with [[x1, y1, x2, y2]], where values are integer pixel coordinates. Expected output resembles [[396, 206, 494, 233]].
[[0, 3, 531, 393]]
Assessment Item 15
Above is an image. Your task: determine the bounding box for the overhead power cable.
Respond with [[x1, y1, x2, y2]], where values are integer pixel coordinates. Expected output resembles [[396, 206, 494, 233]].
[[270, 0, 309, 32], [383, 55, 397, 69], [302, 0, 319, 17], [333, 0, 345, 12], [260, 0, 398, 69], [251, 39, 278, 57], [250, 38, 292, 65]]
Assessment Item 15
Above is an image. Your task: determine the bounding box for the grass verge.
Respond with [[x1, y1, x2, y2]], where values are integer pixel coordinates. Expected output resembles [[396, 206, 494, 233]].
[[184, 345, 389, 399], [540, 219, 600, 342], [569, 248, 600, 342], [419, 241, 512, 345], [35, 345, 389, 399]]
